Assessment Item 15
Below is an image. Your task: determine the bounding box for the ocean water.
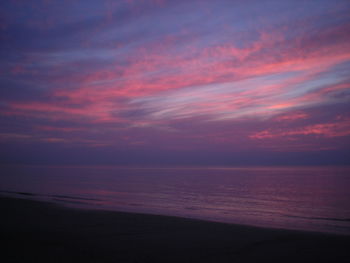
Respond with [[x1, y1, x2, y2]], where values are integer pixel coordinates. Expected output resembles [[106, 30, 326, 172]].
[[1, 165, 349, 235]]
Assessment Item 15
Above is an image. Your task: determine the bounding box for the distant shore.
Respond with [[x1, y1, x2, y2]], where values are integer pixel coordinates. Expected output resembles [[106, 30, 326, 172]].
[[1, 196, 349, 262]]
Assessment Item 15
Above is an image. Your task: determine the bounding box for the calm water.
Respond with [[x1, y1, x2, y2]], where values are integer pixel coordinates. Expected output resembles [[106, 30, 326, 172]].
[[1, 165, 349, 235]]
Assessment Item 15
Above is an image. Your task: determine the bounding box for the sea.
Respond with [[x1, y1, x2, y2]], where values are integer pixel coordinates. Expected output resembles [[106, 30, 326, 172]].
[[1, 165, 349, 235]]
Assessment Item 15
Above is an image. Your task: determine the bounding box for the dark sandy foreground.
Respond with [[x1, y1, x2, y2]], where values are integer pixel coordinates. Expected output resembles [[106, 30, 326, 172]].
[[1, 196, 349, 263]]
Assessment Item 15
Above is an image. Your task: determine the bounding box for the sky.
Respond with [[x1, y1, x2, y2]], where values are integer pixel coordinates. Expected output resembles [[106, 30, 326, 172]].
[[0, 0, 349, 166]]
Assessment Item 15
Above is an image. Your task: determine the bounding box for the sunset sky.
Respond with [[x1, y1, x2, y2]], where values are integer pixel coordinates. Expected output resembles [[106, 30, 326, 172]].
[[1, 0, 349, 166]]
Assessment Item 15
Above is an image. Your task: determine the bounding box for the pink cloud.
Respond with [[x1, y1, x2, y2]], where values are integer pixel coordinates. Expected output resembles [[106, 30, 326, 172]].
[[2, 18, 350, 155], [275, 112, 309, 122], [36, 125, 84, 132], [250, 118, 350, 140]]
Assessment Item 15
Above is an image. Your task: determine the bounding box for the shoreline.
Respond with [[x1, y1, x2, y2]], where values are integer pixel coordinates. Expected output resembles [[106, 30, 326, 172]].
[[2, 196, 350, 262], [1, 190, 349, 236]]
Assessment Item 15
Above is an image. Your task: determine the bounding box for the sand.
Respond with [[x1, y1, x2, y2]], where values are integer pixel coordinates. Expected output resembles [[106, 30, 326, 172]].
[[1, 196, 349, 262]]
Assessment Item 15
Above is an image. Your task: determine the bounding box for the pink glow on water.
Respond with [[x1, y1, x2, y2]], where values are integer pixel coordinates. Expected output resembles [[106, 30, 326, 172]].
[[1, 165, 349, 235]]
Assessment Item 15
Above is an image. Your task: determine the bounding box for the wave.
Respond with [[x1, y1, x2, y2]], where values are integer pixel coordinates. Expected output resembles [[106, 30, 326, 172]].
[[285, 214, 350, 222], [0, 190, 102, 202], [51, 194, 101, 201]]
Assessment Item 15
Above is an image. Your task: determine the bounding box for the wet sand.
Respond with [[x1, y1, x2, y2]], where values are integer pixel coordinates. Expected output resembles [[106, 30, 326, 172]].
[[1, 196, 349, 262]]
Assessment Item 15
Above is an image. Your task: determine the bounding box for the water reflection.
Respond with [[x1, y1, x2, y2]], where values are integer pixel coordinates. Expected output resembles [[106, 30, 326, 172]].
[[0, 165, 349, 234]]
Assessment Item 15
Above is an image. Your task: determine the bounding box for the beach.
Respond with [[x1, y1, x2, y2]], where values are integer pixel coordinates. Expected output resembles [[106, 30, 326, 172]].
[[2, 0, 350, 262], [1, 196, 349, 263]]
